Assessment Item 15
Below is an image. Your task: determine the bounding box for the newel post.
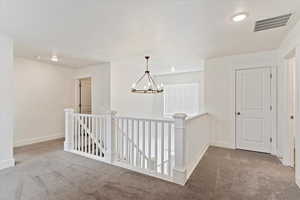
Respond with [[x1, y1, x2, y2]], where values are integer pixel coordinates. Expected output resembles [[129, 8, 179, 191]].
[[106, 111, 117, 163], [64, 108, 74, 152], [173, 113, 188, 185]]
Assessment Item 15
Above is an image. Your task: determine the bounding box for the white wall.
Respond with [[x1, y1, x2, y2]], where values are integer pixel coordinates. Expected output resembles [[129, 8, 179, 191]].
[[185, 114, 210, 178], [111, 58, 156, 116], [205, 50, 279, 149], [73, 63, 111, 114], [111, 56, 204, 117], [295, 48, 300, 187], [14, 58, 74, 147], [0, 35, 14, 170], [14, 60, 111, 147]]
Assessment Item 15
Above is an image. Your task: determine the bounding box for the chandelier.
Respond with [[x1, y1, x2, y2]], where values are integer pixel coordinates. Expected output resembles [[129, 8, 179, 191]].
[[131, 56, 164, 94]]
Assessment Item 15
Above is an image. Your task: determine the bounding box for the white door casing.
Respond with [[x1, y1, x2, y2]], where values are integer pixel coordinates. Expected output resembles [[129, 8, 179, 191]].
[[236, 67, 272, 153], [288, 58, 296, 167]]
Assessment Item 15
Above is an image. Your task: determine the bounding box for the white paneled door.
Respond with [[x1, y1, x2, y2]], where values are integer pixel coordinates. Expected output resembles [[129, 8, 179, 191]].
[[235, 67, 272, 153]]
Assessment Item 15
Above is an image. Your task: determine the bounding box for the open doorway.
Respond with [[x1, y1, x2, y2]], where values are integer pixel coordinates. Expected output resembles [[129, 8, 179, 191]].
[[77, 77, 92, 114], [287, 56, 296, 168]]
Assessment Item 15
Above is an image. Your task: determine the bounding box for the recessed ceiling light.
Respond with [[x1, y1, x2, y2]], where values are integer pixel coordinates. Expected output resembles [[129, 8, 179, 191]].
[[171, 67, 175, 72], [51, 55, 58, 62], [36, 56, 41, 60], [232, 13, 248, 22]]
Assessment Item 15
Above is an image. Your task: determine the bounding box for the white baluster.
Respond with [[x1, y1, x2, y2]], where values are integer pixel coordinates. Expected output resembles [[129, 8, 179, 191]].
[[101, 117, 104, 151], [131, 119, 134, 164], [148, 120, 152, 170], [106, 111, 117, 163], [64, 108, 74, 151], [116, 118, 120, 160], [72, 115, 75, 150], [100, 117, 103, 156], [85, 116, 87, 153], [76, 115, 79, 151], [96, 116, 99, 156], [80, 116, 83, 151], [88, 116, 91, 154], [121, 118, 124, 160], [92, 116, 95, 155], [126, 119, 129, 163], [172, 113, 187, 185], [74, 114, 77, 151], [104, 116, 107, 150], [77, 115, 79, 151], [155, 122, 158, 171], [136, 120, 140, 167], [142, 120, 146, 169], [161, 122, 164, 174], [168, 123, 172, 175]]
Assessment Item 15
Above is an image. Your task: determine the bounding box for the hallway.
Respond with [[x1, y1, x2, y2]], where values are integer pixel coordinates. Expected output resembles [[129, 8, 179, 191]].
[[0, 139, 299, 200]]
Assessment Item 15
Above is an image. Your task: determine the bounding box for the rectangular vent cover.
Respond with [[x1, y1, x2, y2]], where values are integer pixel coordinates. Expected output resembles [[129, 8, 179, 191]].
[[254, 13, 292, 32]]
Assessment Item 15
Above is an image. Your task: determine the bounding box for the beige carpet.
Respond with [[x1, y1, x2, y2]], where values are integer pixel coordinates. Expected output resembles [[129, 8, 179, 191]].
[[0, 139, 299, 200]]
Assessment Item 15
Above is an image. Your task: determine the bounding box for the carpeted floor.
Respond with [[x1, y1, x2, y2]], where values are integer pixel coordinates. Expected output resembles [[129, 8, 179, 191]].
[[0, 139, 299, 200]]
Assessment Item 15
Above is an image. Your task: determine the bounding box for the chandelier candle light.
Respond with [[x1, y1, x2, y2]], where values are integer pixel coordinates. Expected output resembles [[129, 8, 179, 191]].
[[131, 56, 164, 94]]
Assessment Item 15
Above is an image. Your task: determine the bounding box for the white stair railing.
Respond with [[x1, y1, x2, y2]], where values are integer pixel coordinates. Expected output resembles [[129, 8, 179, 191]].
[[116, 126, 150, 163], [64, 109, 202, 185], [114, 116, 175, 178], [64, 109, 113, 161]]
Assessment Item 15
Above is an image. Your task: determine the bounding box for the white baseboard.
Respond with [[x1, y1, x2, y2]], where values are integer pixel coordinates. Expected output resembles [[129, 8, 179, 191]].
[[186, 144, 210, 180], [279, 157, 293, 167], [14, 133, 64, 147], [0, 158, 15, 170], [211, 141, 235, 149], [296, 177, 300, 188]]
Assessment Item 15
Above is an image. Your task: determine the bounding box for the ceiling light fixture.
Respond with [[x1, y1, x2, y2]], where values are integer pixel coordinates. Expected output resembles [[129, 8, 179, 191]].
[[171, 67, 175, 72], [131, 56, 164, 94], [51, 55, 58, 62], [232, 13, 248, 22]]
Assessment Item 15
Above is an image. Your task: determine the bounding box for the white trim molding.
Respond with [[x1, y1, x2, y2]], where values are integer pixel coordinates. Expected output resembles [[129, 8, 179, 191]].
[[186, 112, 208, 121], [279, 157, 291, 167], [0, 158, 15, 170], [211, 141, 235, 149], [14, 133, 64, 147]]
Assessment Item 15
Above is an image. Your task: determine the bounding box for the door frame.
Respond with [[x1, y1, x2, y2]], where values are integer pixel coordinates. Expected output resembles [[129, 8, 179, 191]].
[[294, 47, 300, 187], [74, 76, 92, 114], [233, 66, 277, 155], [287, 55, 296, 167]]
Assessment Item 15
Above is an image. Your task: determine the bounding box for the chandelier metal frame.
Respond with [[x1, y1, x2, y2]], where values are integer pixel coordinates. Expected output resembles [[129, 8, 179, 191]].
[[131, 56, 164, 94]]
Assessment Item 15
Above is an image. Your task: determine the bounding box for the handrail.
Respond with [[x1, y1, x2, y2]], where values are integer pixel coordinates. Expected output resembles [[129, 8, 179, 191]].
[[116, 116, 174, 123], [74, 113, 107, 118], [186, 112, 208, 121]]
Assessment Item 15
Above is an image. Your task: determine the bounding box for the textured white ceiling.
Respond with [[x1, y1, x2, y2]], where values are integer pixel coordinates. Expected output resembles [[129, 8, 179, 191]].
[[0, 0, 299, 68]]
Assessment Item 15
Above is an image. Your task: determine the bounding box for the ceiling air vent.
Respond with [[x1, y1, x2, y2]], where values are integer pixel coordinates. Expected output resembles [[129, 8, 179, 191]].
[[254, 13, 292, 32]]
